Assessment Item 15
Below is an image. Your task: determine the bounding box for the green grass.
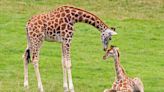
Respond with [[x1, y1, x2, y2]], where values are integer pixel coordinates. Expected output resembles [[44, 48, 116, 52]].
[[0, 0, 164, 92]]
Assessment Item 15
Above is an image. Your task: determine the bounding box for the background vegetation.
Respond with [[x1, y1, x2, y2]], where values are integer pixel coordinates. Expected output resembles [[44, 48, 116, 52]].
[[0, 0, 164, 92]]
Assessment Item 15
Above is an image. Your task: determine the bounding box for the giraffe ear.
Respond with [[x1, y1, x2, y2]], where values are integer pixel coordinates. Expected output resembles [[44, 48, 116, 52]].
[[117, 50, 120, 57], [111, 27, 116, 31], [116, 47, 120, 57]]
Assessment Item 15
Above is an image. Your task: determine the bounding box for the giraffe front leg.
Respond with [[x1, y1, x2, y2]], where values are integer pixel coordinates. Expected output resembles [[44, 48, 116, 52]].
[[63, 65, 69, 92], [62, 44, 69, 92], [67, 60, 74, 92], [63, 43, 75, 92]]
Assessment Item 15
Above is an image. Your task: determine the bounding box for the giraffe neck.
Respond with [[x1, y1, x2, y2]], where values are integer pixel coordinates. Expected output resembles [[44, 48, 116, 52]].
[[51, 6, 109, 32], [72, 10, 108, 32], [114, 56, 126, 80]]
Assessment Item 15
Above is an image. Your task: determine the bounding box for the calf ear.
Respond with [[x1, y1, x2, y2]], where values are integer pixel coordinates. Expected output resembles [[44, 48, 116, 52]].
[[111, 27, 116, 31]]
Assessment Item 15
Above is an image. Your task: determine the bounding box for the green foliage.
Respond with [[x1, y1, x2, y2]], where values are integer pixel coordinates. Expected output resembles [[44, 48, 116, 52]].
[[0, 0, 164, 92]]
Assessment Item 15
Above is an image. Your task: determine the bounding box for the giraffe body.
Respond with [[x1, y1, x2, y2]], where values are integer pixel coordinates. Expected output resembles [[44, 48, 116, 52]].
[[26, 6, 112, 44], [110, 77, 135, 92], [23, 6, 117, 92], [103, 46, 144, 92]]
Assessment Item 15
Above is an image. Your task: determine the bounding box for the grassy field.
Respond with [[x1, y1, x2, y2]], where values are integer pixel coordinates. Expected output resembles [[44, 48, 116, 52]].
[[0, 0, 164, 92]]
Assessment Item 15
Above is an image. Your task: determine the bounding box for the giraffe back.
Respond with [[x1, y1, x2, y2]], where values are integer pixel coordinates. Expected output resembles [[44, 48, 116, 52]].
[[26, 6, 109, 43]]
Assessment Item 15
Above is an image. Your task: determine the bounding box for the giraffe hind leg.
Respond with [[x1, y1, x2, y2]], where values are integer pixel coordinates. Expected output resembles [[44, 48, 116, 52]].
[[31, 37, 44, 92], [23, 27, 32, 88], [23, 47, 31, 88], [27, 29, 45, 91]]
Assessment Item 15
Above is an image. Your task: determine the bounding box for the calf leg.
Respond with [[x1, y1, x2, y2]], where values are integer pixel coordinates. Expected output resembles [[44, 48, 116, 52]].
[[104, 89, 116, 92], [133, 77, 144, 92]]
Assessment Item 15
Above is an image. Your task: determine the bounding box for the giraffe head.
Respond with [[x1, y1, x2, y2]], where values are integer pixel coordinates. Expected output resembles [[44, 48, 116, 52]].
[[103, 45, 120, 60], [101, 27, 117, 51]]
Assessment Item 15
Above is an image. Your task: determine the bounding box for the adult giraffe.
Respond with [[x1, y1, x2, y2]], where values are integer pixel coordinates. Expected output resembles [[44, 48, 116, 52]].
[[23, 6, 117, 92]]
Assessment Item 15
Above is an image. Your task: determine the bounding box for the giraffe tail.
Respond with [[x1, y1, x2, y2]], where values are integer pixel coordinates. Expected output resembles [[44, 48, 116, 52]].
[[24, 48, 31, 63], [23, 27, 31, 63]]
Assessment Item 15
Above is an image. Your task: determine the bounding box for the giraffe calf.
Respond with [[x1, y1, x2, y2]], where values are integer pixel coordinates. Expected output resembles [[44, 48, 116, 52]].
[[103, 45, 144, 92]]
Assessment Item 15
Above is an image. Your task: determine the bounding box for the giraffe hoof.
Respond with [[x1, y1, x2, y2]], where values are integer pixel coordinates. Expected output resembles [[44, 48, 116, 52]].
[[24, 85, 29, 92], [24, 81, 29, 88], [64, 87, 69, 92], [70, 88, 75, 92], [38, 87, 44, 92], [24, 84, 29, 89], [24, 85, 29, 88], [64, 90, 69, 92], [38, 89, 44, 92]]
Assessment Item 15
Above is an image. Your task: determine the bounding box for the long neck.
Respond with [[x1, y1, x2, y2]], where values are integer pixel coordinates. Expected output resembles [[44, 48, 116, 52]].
[[64, 6, 109, 32], [114, 55, 126, 80]]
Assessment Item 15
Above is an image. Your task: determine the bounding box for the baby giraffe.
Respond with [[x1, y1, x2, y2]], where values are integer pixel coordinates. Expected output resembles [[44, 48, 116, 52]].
[[103, 45, 144, 92]]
